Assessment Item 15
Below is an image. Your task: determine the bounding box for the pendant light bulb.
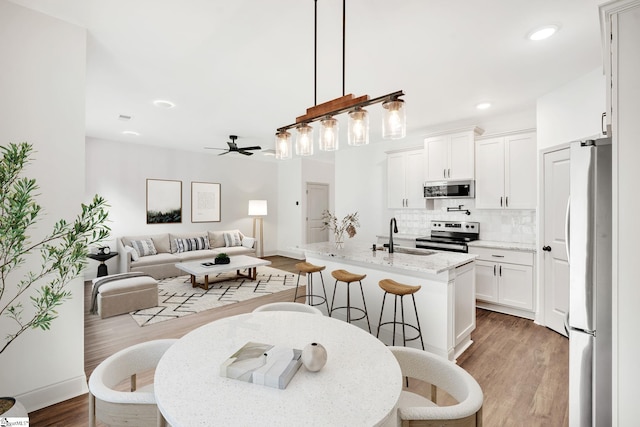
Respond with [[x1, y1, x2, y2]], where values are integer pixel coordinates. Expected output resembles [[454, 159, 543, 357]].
[[382, 99, 406, 140], [319, 117, 339, 151], [296, 123, 314, 156], [348, 108, 369, 146], [275, 131, 292, 160]]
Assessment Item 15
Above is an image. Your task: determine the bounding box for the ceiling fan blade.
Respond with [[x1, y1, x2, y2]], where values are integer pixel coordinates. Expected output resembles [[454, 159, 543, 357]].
[[239, 146, 261, 151], [218, 151, 230, 156], [204, 147, 227, 150], [238, 150, 254, 156]]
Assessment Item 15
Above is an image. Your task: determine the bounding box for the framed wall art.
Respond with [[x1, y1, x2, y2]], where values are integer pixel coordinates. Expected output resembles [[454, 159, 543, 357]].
[[146, 179, 182, 224], [191, 181, 221, 222]]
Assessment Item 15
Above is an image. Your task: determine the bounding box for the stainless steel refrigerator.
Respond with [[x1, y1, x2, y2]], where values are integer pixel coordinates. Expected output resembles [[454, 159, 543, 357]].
[[567, 138, 612, 426]]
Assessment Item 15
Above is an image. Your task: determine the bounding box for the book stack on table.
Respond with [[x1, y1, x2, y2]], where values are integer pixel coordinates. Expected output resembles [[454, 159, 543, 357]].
[[220, 341, 303, 389]]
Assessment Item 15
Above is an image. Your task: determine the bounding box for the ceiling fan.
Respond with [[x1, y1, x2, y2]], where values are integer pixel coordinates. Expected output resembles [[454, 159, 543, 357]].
[[205, 135, 261, 156]]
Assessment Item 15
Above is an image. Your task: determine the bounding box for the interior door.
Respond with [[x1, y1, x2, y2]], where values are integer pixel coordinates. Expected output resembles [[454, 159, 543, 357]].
[[543, 146, 571, 336], [306, 182, 329, 244]]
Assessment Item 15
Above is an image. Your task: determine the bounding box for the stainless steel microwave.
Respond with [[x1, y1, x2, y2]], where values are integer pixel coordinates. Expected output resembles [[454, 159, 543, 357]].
[[423, 180, 475, 199]]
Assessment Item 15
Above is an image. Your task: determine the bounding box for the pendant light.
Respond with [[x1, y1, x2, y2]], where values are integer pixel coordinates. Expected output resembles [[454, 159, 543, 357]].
[[275, 0, 405, 158], [382, 99, 406, 139], [296, 124, 314, 156], [319, 117, 339, 151], [275, 131, 292, 160], [348, 107, 369, 146]]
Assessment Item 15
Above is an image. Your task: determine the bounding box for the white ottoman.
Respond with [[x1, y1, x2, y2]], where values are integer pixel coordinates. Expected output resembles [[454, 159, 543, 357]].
[[93, 275, 158, 319]]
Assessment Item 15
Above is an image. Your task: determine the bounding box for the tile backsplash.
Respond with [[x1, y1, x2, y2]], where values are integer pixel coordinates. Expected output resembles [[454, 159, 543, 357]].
[[392, 199, 536, 244]]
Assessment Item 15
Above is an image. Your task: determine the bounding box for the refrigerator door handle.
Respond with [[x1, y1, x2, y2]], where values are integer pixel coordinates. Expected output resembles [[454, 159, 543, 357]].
[[564, 198, 570, 262]]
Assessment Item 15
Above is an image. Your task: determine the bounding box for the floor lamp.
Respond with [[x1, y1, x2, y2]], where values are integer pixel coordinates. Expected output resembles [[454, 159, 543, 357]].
[[248, 200, 267, 258]]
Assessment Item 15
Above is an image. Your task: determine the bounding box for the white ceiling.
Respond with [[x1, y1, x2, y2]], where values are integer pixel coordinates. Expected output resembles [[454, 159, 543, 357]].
[[10, 0, 604, 157]]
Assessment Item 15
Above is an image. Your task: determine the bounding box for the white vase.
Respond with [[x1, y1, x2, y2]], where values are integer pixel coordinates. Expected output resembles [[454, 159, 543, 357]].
[[301, 342, 327, 372], [334, 232, 344, 249]]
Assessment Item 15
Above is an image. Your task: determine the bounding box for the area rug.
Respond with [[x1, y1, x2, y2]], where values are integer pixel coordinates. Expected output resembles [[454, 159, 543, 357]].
[[130, 266, 302, 327]]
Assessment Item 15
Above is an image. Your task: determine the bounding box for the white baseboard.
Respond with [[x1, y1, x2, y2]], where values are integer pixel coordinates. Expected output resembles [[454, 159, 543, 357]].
[[276, 249, 305, 259], [17, 374, 88, 412]]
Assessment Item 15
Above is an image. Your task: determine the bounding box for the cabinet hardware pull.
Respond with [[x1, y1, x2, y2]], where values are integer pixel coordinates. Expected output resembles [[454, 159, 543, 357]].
[[499, 265, 502, 276], [443, 168, 446, 178], [491, 255, 505, 258], [602, 112, 607, 136], [447, 168, 451, 178], [542, 245, 552, 252], [500, 196, 503, 207], [506, 196, 509, 207], [493, 265, 496, 276]]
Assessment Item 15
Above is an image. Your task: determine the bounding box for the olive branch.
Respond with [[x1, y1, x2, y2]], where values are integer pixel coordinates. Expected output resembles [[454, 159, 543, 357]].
[[0, 142, 110, 355]]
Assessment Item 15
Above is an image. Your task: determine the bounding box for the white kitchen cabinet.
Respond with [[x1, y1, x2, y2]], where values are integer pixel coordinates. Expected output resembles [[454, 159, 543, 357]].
[[475, 131, 537, 209], [424, 127, 483, 181], [470, 247, 535, 319], [387, 148, 425, 208]]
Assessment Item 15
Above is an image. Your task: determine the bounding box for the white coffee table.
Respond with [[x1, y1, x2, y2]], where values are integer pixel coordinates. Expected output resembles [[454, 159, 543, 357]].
[[175, 255, 271, 290]]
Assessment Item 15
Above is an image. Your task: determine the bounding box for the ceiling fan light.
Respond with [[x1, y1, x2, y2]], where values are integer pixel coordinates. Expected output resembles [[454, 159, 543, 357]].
[[319, 117, 339, 151], [382, 99, 406, 140], [275, 131, 292, 160], [296, 124, 314, 156], [348, 108, 369, 146]]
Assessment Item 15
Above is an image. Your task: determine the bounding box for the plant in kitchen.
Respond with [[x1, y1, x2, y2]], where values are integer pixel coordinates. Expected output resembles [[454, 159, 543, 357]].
[[321, 211, 359, 248], [0, 142, 110, 355]]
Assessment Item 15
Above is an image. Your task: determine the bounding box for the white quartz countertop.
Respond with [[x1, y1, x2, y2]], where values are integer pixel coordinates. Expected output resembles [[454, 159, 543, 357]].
[[297, 242, 476, 275], [467, 240, 537, 252]]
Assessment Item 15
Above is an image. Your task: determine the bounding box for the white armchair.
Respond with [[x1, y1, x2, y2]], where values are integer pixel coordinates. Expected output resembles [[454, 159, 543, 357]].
[[252, 301, 323, 315], [386, 346, 483, 427], [88, 339, 178, 427]]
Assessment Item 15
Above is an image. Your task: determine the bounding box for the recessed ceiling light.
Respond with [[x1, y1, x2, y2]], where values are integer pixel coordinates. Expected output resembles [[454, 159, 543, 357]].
[[153, 99, 175, 109], [122, 130, 140, 136], [476, 102, 491, 110], [528, 25, 559, 41]]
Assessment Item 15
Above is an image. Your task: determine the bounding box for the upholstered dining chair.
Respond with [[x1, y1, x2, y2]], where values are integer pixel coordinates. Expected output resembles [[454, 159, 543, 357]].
[[88, 338, 178, 427], [385, 346, 484, 427], [252, 301, 323, 315]]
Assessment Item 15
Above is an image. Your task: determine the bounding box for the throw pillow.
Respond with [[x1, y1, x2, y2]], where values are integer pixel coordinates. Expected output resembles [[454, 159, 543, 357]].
[[223, 231, 242, 247], [242, 236, 256, 249], [124, 245, 139, 261], [129, 239, 157, 257], [172, 236, 210, 253]]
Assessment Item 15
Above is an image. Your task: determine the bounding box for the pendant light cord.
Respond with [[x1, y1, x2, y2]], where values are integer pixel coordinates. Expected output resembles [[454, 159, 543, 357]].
[[342, 0, 346, 97], [314, 0, 317, 106]]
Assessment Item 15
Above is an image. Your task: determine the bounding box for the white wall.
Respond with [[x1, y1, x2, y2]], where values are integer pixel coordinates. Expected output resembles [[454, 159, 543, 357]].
[[85, 137, 279, 276], [0, 0, 87, 411], [537, 67, 607, 149]]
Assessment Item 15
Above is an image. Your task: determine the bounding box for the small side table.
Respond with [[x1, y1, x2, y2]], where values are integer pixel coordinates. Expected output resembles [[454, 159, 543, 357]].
[[88, 252, 118, 277]]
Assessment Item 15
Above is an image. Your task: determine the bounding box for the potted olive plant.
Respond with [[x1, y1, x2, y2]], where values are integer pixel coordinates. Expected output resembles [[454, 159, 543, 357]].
[[0, 142, 110, 415]]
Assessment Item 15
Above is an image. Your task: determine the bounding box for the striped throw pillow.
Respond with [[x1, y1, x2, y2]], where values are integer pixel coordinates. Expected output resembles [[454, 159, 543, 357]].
[[223, 231, 242, 247], [129, 239, 157, 257], [173, 236, 210, 253]]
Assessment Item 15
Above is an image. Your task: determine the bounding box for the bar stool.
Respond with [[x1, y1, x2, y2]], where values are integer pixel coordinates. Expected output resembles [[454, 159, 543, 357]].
[[376, 279, 425, 350], [329, 269, 371, 332], [294, 261, 330, 314]]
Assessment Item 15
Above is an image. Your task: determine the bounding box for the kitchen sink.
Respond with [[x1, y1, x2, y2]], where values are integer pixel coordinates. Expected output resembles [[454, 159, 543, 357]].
[[392, 247, 437, 256]]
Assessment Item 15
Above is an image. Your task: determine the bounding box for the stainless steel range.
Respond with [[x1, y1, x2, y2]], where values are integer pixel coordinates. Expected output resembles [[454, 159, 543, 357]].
[[415, 220, 480, 253]]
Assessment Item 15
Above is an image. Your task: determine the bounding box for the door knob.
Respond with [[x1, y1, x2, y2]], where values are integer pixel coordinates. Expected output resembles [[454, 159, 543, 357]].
[[542, 245, 552, 252]]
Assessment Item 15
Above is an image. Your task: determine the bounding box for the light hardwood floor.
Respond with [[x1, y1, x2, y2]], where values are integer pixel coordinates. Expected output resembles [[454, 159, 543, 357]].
[[28, 255, 568, 426]]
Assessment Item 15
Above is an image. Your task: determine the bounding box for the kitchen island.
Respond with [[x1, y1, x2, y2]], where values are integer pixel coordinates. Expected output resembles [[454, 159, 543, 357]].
[[298, 242, 477, 361]]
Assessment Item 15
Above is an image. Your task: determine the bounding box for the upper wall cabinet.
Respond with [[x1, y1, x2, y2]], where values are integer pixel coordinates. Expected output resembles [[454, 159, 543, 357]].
[[424, 127, 483, 181], [387, 148, 426, 209], [475, 131, 537, 209]]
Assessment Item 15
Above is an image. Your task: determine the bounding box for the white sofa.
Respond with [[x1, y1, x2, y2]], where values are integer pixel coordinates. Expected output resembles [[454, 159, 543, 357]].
[[117, 230, 257, 279]]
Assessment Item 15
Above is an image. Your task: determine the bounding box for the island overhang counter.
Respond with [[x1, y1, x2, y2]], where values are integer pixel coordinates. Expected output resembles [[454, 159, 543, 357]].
[[298, 242, 477, 361]]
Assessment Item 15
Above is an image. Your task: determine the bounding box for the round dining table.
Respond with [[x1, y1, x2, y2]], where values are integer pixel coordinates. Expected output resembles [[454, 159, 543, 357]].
[[154, 311, 402, 426]]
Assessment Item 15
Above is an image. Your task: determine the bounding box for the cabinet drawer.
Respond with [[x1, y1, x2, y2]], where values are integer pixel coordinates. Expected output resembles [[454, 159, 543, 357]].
[[469, 247, 533, 266]]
